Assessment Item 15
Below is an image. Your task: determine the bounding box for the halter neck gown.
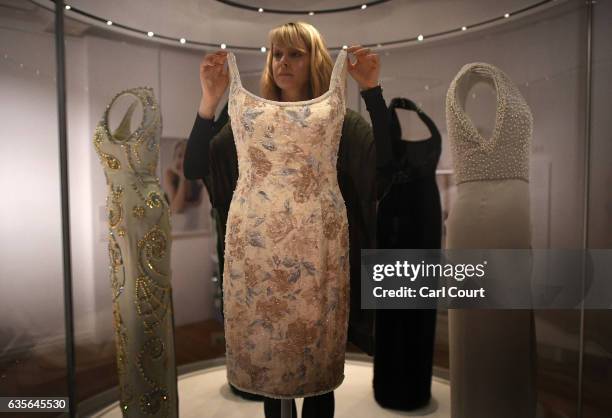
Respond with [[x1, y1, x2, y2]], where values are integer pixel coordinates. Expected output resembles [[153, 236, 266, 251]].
[[221, 50, 351, 399], [445, 63, 536, 418], [374, 98, 442, 410]]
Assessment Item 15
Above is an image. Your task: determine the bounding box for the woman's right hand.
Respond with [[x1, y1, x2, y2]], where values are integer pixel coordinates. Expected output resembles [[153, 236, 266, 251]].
[[198, 51, 229, 118]]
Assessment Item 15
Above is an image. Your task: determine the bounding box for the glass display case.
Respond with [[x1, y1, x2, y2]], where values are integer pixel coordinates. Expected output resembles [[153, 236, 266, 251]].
[[0, 1, 610, 417]]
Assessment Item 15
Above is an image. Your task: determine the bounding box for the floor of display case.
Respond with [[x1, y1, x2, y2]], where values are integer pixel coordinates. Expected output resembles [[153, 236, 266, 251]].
[[91, 359, 451, 417]]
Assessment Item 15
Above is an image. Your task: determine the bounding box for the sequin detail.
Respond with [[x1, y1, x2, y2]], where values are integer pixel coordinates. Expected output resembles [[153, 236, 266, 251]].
[[223, 51, 350, 399], [446, 63, 532, 184], [94, 87, 177, 416]]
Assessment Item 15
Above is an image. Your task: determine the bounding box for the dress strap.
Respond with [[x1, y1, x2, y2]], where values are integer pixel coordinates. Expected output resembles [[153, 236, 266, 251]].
[[226, 52, 242, 88], [329, 49, 348, 92]]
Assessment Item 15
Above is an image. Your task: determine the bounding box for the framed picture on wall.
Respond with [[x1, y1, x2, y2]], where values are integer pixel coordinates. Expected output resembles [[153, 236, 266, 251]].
[[159, 137, 212, 238]]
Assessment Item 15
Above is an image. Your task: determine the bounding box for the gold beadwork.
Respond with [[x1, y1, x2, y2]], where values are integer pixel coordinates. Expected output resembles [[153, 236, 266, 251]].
[[94, 87, 176, 415], [107, 184, 123, 229], [112, 300, 134, 410], [147, 161, 157, 176], [138, 225, 167, 269], [133, 206, 146, 218], [108, 232, 125, 300], [94, 126, 121, 170], [136, 337, 166, 386], [145, 191, 163, 209], [139, 387, 169, 415], [135, 274, 171, 333]]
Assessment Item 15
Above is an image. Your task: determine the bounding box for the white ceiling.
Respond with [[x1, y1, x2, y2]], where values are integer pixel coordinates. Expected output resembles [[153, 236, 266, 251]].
[[22, 0, 565, 52]]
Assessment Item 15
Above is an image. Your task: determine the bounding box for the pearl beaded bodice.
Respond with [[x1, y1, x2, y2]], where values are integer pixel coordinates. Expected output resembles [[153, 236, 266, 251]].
[[446, 63, 532, 184]]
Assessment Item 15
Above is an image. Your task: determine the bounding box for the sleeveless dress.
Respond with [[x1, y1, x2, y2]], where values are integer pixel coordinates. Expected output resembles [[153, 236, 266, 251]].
[[93, 87, 178, 417], [445, 63, 536, 418], [222, 50, 350, 399]]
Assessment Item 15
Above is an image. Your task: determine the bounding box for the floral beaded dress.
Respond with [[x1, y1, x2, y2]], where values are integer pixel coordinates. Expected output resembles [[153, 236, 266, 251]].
[[222, 50, 350, 399], [93, 87, 178, 417]]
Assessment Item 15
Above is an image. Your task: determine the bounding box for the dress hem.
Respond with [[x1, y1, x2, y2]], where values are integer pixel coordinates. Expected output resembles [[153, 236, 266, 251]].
[[227, 373, 345, 400]]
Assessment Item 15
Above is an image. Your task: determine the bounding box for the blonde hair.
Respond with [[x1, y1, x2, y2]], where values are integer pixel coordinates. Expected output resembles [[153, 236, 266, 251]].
[[260, 22, 334, 101]]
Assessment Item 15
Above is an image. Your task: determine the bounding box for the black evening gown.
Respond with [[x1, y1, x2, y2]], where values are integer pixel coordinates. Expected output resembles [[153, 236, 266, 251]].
[[373, 98, 442, 410]]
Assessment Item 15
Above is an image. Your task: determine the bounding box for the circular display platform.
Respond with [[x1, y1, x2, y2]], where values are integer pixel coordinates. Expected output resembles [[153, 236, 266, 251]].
[[92, 359, 450, 417]]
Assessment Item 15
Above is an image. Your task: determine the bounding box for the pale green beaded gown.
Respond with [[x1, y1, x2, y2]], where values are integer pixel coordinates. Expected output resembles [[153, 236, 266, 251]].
[[93, 87, 178, 417]]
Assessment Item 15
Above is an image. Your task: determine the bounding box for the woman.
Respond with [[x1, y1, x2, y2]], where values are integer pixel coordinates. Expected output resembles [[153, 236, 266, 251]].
[[164, 139, 203, 214], [184, 21, 393, 418]]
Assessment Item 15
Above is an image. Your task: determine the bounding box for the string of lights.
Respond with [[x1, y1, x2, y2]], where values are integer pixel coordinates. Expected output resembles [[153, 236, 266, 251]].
[[50, 0, 558, 52], [212, 0, 390, 15], [3, 43, 600, 96]]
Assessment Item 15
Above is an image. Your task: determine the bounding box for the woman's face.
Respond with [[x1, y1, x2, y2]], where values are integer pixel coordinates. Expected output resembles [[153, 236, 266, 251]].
[[271, 44, 310, 92], [174, 143, 186, 171]]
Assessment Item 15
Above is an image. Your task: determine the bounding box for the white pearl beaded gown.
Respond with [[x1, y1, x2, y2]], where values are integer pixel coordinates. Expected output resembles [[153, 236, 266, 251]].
[[221, 50, 351, 399], [93, 87, 178, 417], [445, 63, 537, 418]]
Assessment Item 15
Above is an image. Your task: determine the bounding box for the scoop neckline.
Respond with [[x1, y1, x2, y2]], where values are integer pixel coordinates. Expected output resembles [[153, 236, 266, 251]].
[[228, 50, 346, 107]]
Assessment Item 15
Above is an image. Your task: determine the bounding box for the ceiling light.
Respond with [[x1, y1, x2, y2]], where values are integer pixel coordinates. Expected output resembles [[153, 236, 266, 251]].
[[361, 4, 367, 9], [504, 13, 510, 18], [417, 34, 424, 41], [309, 11, 314, 16], [106, 20, 113, 26], [461, 26, 467, 31], [180, 38, 186, 44], [258, 8, 264, 12], [221, 43, 227, 49], [261, 46, 267, 52], [147, 31, 154, 37], [65, 5, 71, 10]]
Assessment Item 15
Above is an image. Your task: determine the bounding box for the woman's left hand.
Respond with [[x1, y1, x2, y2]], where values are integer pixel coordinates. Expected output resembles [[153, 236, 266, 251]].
[[346, 45, 380, 91]]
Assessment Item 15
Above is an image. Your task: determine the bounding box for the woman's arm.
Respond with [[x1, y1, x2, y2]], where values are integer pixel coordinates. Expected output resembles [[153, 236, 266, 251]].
[[184, 50, 230, 180], [184, 114, 216, 180], [360, 85, 395, 200], [344, 45, 394, 200], [184, 116, 235, 210]]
